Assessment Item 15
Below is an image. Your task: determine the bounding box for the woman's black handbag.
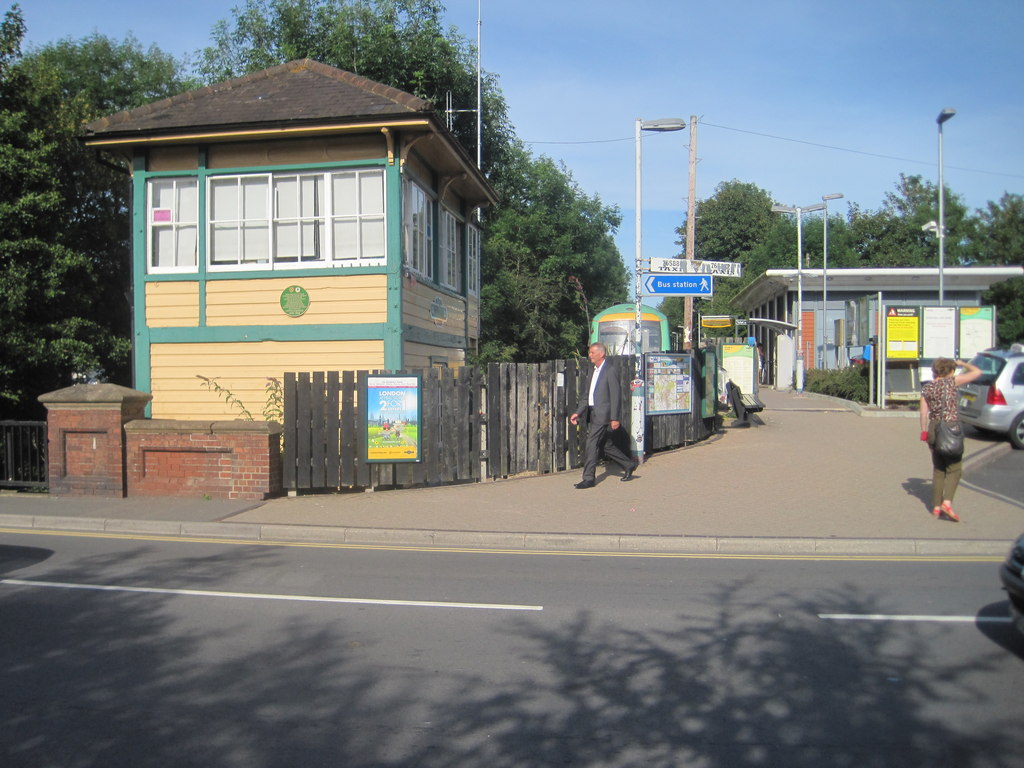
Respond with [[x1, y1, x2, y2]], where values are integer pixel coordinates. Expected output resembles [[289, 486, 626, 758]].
[[934, 419, 965, 459]]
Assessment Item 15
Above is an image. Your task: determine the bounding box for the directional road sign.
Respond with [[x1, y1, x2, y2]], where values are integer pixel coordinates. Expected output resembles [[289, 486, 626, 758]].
[[649, 258, 742, 278], [642, 274, 713, 297]]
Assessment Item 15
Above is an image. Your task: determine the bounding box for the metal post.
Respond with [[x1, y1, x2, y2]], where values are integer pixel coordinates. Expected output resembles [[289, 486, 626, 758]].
[[821, 193, 843, 369], [634, 118, 643, 360], [936, 108, 956, 306], [772, 202, 824, 391], [796, 214, 804, 392]]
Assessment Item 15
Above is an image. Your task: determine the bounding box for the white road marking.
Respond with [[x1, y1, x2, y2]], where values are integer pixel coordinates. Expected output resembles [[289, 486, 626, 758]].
[[818, 613, 1011, 624], [0, 578, 543, 612]]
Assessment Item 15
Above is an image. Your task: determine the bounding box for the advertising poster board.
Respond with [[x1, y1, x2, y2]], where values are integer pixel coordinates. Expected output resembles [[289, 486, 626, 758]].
[[720, 344, 757, 392], [922, 306, 957, 359], [364, 374, 422, 462], [959, 307, 995, 358], [885, 307, 920, 359], [644, 353, 692, 415]]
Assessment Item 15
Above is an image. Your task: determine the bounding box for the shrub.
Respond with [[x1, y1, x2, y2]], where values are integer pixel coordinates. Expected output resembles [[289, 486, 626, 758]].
[[804, 365, 869, 403]]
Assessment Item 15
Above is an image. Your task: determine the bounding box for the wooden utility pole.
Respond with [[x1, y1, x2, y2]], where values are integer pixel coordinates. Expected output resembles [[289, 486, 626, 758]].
[[684, 115, 698, 349]]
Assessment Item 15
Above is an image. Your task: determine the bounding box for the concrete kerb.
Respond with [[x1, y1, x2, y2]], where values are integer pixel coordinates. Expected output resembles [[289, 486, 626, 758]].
[[0, 513, 1010, 557]]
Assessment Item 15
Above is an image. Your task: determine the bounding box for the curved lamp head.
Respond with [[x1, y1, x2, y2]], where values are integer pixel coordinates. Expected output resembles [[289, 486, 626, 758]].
[[937, 107, 956, 125], [641, 117, 687, 132]]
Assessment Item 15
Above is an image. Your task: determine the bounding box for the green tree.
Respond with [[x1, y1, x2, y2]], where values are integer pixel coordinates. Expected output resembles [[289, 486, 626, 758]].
[[0, 6, 191, 417], [0, 6, 99, 415], [479, 151, 627, 362], [975, 193, 1024, 345], [199, 0, 515, 177], [846, 174, 973, 267], [663, 181, 776, 332]]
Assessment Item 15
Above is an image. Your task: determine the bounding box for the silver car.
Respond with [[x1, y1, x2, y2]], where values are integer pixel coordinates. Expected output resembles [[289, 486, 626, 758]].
[[958, 344, 1024, 449]]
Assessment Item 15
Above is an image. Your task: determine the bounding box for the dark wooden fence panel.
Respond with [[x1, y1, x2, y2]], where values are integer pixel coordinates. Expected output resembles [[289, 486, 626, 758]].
[[282, 350, 716, 492]]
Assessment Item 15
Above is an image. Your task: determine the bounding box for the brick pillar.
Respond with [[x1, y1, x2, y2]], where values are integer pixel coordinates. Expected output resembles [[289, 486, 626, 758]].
[[38, 383, 152, 497]]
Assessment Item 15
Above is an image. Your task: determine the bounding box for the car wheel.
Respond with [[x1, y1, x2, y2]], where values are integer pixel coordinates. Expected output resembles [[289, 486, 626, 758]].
[[1010, 412, 1024, 450]]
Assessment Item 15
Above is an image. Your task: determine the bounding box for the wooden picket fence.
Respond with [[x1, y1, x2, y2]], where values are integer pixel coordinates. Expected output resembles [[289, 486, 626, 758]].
[[282, 352, 716, 493]]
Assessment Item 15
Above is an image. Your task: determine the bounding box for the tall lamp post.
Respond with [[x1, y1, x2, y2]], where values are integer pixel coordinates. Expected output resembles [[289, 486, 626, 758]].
[[936, 107, 956, 306], [633, 116, 686, 460], [771, 202, 825, 392], [821, 192, 844, 369]]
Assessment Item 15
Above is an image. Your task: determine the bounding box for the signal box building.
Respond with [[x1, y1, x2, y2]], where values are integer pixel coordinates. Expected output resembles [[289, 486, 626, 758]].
[[82, 60, 496, 420]]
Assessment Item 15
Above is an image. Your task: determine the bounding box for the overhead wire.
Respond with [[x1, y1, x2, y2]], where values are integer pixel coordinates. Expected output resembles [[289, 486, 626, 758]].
[[523, 121, 1023, 180]]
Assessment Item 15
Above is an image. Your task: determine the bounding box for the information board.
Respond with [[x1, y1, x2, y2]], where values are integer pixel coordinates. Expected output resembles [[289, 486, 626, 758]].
[[885, 307, 920, 359], [921, 306, 957, 359], [644, 354, 693, 415], [720, 344, 757, 393], [959, 307, 995, 358]]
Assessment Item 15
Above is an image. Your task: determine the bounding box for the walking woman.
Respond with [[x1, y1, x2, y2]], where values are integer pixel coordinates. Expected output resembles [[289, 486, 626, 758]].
[[919, 357, 982, 521]]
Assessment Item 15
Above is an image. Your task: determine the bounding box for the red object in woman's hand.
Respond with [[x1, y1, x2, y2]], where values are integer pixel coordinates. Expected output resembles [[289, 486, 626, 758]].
[[920, 430, 929, 442]]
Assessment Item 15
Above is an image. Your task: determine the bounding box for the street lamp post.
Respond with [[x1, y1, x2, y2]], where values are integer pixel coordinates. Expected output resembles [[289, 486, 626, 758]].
[[936, 107, 956, 306], [771, 202, 825, 392], [633, 116, 686, 460], [821, 193, 844, 369]]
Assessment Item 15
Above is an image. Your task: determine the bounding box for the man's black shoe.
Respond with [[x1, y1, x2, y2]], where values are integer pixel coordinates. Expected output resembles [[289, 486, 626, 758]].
[[621, 460, 639, 482], [574, 479, 596, 489]]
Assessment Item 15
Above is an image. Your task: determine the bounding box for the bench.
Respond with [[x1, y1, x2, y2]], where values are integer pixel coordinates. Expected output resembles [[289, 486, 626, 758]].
[[725, 380, 765, 424]]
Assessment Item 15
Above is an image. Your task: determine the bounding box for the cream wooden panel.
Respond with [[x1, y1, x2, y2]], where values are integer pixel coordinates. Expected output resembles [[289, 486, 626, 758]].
[[149, 339, 385, 421], [207, 136, 384, 169], [402, 280, 467, 333], [145, 282, 200, 327], [147, 146, 199, 172], [403, 342, 465, 370], [205, 275, 387, 326]]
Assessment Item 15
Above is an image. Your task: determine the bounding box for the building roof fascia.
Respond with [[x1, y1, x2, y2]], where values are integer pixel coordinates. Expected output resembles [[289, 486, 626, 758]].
[[733, 266, 1023, 310]]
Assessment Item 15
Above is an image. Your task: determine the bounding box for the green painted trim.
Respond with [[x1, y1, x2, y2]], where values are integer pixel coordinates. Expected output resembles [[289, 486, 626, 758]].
[[132, 152, 152, 407], [135, 158, 387, 181], [149, 324, 388, 344], [139, 265, 388, 282], [197, 148, 208, 323], [384, 161, 404, 370]]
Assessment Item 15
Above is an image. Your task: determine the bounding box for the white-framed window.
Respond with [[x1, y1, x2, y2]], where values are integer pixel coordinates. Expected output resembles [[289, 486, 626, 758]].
[[467, 222, 481, 297], [209, 175, 271, 268], [439, 209, 462, 292], [274, 173, 325, 263], [332, 169, 386, 263], [404, 178, 434, 279], [204, 168, 386, 271], [147, 177, 198, 272]]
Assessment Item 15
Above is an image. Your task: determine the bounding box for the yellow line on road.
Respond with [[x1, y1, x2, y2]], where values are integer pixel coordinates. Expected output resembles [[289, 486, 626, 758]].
[[0, 527, 1003, 563]]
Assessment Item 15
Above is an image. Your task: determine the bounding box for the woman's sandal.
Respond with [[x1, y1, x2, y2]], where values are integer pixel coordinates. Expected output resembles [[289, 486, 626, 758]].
[[940, 502, 960, 522], [931, 506, 943, 519]]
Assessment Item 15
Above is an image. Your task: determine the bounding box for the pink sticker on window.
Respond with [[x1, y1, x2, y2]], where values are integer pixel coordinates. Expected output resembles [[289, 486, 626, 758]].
[[152, 208, 172, 223]]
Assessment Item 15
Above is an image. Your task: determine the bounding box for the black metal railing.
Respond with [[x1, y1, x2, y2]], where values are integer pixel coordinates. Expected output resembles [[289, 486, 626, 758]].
[[0, 421, 48, 489]]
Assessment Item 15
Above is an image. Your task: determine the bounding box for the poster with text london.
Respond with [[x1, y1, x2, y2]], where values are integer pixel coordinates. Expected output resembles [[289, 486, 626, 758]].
[[364, 375, 422, 463]]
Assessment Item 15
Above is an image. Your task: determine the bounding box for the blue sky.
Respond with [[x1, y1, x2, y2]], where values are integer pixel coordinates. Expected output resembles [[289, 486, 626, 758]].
[[21, 0, 1024, 273]]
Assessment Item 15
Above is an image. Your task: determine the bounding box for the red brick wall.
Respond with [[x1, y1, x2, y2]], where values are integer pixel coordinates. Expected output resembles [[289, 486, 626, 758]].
[[46, 407, 132, 496], [125, 420, 282, 501]]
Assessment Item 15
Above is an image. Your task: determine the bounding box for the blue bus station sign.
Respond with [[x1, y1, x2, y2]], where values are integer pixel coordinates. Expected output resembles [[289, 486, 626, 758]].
[[642, 274, 714, 297]]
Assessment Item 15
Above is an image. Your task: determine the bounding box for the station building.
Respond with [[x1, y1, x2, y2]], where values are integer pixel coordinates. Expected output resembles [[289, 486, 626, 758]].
[[733, 266, 1023, 397], [82, 60, 496, 420]]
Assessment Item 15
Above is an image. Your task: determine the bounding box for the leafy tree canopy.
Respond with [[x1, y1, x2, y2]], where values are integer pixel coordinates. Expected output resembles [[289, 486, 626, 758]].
[[479, 150, 626, 362], [0, 5, 191, 417]]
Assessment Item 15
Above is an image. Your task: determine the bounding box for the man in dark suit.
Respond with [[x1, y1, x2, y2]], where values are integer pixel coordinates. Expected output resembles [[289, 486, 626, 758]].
[[569, 342, 639, 489]]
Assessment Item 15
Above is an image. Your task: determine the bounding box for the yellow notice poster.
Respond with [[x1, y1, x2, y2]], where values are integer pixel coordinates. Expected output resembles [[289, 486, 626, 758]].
[[885, 307, 920, 359]]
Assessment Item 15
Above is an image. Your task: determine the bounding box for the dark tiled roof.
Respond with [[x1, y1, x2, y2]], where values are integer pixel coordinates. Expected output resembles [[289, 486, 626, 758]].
[[83, 59, 435, 139]]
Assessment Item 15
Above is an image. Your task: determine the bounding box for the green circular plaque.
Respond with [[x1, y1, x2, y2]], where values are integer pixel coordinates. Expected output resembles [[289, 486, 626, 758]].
[[280, 285, 310, 317]]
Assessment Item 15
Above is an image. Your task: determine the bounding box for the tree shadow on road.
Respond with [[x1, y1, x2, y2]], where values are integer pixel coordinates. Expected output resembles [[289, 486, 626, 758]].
[[2, 551, 1021, 768]]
